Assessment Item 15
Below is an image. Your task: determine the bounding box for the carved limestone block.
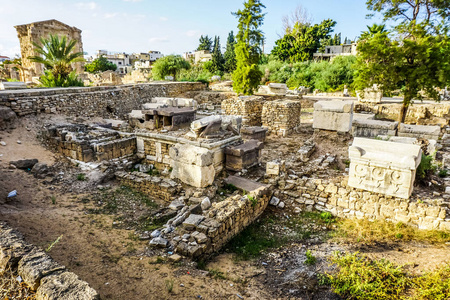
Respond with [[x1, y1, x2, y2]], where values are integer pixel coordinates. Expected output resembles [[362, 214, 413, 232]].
[[348, 137, 422, 199]]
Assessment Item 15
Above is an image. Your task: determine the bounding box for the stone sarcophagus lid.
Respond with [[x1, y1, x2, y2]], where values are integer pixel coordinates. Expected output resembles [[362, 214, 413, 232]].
[[313, 100, 354, 133], [348, 137, 422, 199]]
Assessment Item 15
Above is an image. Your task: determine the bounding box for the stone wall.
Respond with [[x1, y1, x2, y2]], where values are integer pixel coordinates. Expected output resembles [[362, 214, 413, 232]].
[[275, 176, 450, 231], [115, 171, 181, 203], [44, 124, 136, 162], [0, 82, 206, 118], [0, 222, 99, 299], [354, 102, 450, 125], [150, 177, 272, 258], [261, 100, 302, 136], [221, 96, 264, 126]]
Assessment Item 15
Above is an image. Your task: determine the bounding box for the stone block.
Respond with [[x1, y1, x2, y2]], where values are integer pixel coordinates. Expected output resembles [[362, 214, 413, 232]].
[[36, 271, 99, 300], [225, 140, 263, 171], [348, 137, 422, 199], [313, 100, 354, 132], [352, 119, 398, 138], [18, 249, 65, 290], [356, 85, 383, 103], [240, 126, 268, 142], [170, 144, 215, 188], [398, 123, 441, 140], [266, 160, 286, 176], [182, 214, 205, 231]]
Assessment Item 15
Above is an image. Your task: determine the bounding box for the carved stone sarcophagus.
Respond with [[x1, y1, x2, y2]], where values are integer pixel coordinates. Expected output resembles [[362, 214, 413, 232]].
[[348, 137, 422, 199]]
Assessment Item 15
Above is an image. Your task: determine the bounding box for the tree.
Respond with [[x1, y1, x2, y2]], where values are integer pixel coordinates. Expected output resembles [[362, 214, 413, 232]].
[[282, 5, 312, 34], [197, 35, 213, 52], [271, 19, 336, 62], [151, 55, 190, 81], [359, 24, 387, 40], [210, 36, 224, 74], [28, 34, 84, 84], [355, 1, 450, 123], [232, 0, 266, 95], [85, 56, 117, 73], [224, 31, 237, 73]]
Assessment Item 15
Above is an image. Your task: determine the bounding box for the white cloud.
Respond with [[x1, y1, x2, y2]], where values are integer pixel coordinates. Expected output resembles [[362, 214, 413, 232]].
[[123, 0, 143, 2], [159, 17, 168, 21], [75, 2, 97, 10], [186, 30, 201, 37], [104, 13, 118, 19], [149, 37, 169, 43]]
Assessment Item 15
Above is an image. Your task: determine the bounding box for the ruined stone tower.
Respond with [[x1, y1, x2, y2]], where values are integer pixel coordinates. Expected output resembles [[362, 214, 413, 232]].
[[14, 19, 84, 82]]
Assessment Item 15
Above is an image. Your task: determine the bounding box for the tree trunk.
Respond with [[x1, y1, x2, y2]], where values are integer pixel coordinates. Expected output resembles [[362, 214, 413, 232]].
[[397, 97, 410, 135]]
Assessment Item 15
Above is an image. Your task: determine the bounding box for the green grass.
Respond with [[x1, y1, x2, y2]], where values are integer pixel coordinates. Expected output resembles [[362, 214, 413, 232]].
[[305, 250, 317, 265], [321, 252, 450, 300], [225, 211, 334, 260], [208, 269, 227, 280], [76, 173, 86, 181], [333, 218, 450, 245]]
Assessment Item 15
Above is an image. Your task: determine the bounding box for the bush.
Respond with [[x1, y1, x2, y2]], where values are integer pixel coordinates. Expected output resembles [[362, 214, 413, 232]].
[[416, 154, 436, 181], [323, 252, 450, 300], [38, 70, 84, 87], [178, 65, 213, 83], [151, 55, 190, 81], [259, 55, 356, 91]]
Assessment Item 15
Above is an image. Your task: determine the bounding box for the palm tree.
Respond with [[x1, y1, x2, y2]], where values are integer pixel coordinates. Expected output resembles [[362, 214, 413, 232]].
[[28, 34, 84, 81], [359, 24, 387, 41]]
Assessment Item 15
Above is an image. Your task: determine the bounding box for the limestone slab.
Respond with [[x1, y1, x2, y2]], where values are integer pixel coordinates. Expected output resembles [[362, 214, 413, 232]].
[[313, 100, 354, 132]]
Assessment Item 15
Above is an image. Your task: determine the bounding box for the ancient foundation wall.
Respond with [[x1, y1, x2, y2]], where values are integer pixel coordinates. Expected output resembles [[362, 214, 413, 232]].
[[0, 223, 99, 299], [354, 102, 450, 125], [173, 189, 271, 258], [277, 176, 450, 231], [115, 171, 181, 202], [221, 97, 264, 126], [0, 82, 205, 118], [261, 100, 302, 136]]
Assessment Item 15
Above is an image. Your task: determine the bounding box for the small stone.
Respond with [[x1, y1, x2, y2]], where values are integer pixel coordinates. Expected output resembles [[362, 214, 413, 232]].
[[0, 141, 6, 146], [277, 201, 285, 209], [269, 196, 280, 206], [294, 207, 302, 214], [17, 140, 21, 144], [150, 230, 161, 238], [149, 237, 168, 248], [201, 197, 211, 210], [169, 254, 182, 262]]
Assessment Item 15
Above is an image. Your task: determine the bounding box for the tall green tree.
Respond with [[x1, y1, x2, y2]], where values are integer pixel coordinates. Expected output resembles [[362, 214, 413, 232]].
[[85, 56, 117, 73], [151, 55, 190, 81], [28, 34, 84, 86], [224, 31, 237, 73], [232, 0, 266, 95], [197, 35, 213, 52], [271, 19, 336, 62], [355, 1, 450, 123], [211, 36, 224, 73]]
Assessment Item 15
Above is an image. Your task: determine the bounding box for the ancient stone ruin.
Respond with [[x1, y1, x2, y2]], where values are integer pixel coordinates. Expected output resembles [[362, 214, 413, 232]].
[[15, 19, 84, 82]]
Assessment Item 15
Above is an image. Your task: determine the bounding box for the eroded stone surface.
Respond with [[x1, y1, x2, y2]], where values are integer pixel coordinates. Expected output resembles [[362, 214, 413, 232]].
[[36, 271, 100, 300], [313, 100, 354, 133], [348, 137, 422, 199]]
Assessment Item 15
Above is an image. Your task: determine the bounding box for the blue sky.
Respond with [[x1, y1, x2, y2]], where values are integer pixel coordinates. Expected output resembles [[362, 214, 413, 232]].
[[0, 0, 383, 58]]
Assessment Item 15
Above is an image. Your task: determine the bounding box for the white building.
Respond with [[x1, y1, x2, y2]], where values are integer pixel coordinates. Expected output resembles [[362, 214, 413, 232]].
[[148, 51, 163, 61], [313, 44, 357, 61]]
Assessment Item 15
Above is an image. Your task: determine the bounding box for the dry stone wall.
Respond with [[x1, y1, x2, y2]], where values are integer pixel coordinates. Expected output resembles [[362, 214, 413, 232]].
[[261, 100, 302, 136], [0, 222, 99, 299], [274, 176, 450, 231], [0, 82, 205, 118], [221, 96, 264, 126], [355, 102, 450, 125], [115, 171, 181, 202]]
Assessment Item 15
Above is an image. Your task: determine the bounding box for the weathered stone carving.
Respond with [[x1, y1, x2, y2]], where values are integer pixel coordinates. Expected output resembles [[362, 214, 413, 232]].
[[313, 100, 354, 133], [352, 119, 398, 138], [348, 137, 422, 199]]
